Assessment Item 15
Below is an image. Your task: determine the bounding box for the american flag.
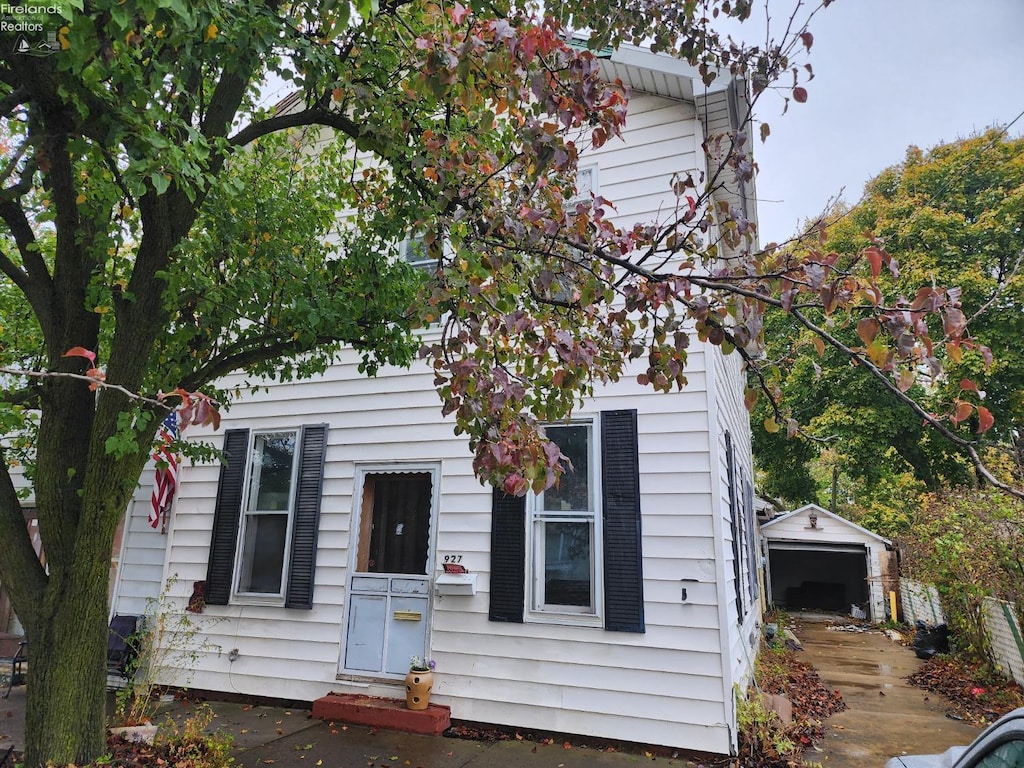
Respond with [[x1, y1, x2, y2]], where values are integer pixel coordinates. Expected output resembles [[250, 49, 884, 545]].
[[149, 411, 179, 530]]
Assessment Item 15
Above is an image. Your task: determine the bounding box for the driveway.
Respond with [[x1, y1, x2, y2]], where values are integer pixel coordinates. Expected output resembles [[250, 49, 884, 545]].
[[795, 619, 981, 766]]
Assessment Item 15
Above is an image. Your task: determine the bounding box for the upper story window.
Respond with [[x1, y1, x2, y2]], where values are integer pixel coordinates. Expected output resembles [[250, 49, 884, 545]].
[[567, 165, 598, 208], [530, 422, 601, 620], [236, 430, 299, 598], [400, 233, 434, 270]]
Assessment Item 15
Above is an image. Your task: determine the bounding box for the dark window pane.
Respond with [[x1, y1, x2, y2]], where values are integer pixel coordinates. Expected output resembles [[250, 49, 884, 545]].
[[363, 474, 432, 575], [543, 425, 590, 512], [976, 740, 1024, 768], [239, 513, 288, 593], [543, 520, 593, 608]]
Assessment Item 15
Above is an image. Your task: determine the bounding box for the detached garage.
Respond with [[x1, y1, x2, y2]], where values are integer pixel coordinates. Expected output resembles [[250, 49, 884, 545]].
[[761, 504, 892, 622]]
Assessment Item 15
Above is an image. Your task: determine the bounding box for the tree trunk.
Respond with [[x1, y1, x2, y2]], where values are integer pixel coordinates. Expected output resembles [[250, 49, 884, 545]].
[[23, 542, 111, 766]]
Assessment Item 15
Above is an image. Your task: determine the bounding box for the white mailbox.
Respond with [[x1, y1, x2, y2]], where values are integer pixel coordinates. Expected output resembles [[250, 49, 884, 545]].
[[435, 566, 477, 596]]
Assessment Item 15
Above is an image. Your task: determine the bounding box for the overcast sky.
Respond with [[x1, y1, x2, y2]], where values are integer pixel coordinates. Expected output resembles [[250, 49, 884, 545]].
[[751, 0, 1024, 244]]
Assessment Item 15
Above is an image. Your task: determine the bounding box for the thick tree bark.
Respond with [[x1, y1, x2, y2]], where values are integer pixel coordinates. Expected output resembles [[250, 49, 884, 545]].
[[23, 546, 111, 765], [18, 394, 155, 766]]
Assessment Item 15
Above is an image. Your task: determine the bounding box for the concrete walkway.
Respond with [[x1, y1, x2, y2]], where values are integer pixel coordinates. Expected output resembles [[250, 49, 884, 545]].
[[2, 685, 684, 767], [795, 618, 981, 767]]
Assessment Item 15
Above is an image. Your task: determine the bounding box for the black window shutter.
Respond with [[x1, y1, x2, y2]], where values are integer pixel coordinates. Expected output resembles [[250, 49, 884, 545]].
[[744, 475, 759, 602], [285, 423, 328, 609], [489, 487, 525, 623], [725, 431, 745, 623], [205, 429, 250, 606], [601, 409, 645, 633]]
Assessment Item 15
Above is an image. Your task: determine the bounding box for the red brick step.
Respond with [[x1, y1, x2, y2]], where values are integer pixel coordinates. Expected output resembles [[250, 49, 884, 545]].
[[312, 693, 451, 736]]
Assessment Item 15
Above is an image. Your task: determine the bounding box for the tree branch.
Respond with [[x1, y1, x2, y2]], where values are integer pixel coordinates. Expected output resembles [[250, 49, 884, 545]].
[[229, 105, 362, 147]]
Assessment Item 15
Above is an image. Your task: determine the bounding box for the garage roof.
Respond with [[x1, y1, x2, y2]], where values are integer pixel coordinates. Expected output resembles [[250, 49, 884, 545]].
[[760, 503, 892, 547]]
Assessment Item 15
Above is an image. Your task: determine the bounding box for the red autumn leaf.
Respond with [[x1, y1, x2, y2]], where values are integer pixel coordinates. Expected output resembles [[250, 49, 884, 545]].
[[976, 405, 994, 434], [863, 245, 882, 280], [792, 86, 808, 103], [942, 306, 966, 338], [449, 1, 470, 25], [743, 387, 758, 412], [856, 317, 879, 346], [959, 378, 977, 392], [951, 401, 972, 424], [63, 346, 97, 364], [799, 31, 813, 50]]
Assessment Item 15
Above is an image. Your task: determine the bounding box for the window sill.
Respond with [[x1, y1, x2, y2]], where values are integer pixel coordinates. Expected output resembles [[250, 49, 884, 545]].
[[230, 594, 287, 607], [526, 610, 603, 629]]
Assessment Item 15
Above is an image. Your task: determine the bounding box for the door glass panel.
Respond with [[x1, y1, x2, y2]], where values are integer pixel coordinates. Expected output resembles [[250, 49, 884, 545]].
[[356, 474, 432, 574]]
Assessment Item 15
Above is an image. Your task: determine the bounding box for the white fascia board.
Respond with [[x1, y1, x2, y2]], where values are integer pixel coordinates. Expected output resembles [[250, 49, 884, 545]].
[[609, 43, 729, 94]]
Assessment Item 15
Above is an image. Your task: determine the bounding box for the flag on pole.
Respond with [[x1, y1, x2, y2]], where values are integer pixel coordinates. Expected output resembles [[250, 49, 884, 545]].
[[150, 411, 180, 531]]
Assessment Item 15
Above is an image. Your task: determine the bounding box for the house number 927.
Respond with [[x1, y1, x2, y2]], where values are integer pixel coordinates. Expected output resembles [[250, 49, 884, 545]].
[[443, 554, 463, 564]]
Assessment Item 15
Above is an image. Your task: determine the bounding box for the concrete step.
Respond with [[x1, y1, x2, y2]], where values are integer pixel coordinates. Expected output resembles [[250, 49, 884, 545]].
[[312, 693, 451, 736]]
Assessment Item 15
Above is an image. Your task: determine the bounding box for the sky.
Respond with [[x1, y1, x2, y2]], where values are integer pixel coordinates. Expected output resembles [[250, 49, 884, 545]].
[[751, 0, 1024, 244]]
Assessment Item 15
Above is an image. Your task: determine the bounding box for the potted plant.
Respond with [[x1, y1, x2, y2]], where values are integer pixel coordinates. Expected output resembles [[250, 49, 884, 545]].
[[405, 656, 435, 710]]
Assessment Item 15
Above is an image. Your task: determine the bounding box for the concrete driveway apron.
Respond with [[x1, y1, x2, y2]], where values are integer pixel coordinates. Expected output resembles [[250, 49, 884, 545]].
[[794, 618, 982, 767]]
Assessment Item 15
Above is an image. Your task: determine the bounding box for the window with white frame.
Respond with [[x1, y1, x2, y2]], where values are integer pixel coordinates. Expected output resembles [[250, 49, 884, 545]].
[[567, 164, 598, 207], [530, 422, 600, 616], [236, 430, 299, 597], [399, 232, 433, 270]]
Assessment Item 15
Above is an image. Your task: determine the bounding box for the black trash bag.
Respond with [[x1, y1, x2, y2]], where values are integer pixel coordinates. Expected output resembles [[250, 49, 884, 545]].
[[911, 620, 950, 659]]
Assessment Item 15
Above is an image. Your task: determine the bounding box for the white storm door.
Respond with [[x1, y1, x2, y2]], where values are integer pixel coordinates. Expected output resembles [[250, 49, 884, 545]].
[[343, 471, 435, 677]]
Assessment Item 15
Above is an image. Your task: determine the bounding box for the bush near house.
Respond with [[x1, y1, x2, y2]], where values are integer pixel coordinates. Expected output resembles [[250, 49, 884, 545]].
[[900, 487, 1024, 666]]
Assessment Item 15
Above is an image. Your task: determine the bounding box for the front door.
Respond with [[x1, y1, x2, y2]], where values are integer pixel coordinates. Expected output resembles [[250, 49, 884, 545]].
[[343, 470, 436, 677]]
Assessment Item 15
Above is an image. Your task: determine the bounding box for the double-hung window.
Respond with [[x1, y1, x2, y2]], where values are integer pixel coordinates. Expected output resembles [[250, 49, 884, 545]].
[[236, 431, 299, 597], [206, 424, 327, 609], [530, 422, 601, 618], [489, 409, 644, 633]]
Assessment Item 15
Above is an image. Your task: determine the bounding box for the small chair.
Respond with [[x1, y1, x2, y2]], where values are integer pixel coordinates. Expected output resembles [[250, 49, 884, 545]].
[[107, 615, 140, 686], [0, 636, 26, 699]]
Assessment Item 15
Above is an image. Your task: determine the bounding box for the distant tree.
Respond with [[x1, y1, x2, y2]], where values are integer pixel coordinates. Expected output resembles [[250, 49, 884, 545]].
[[753, 131, 1024, 513]]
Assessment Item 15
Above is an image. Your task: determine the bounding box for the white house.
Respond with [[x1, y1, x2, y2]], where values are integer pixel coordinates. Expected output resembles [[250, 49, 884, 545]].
[[110, 44, 762, 755]]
